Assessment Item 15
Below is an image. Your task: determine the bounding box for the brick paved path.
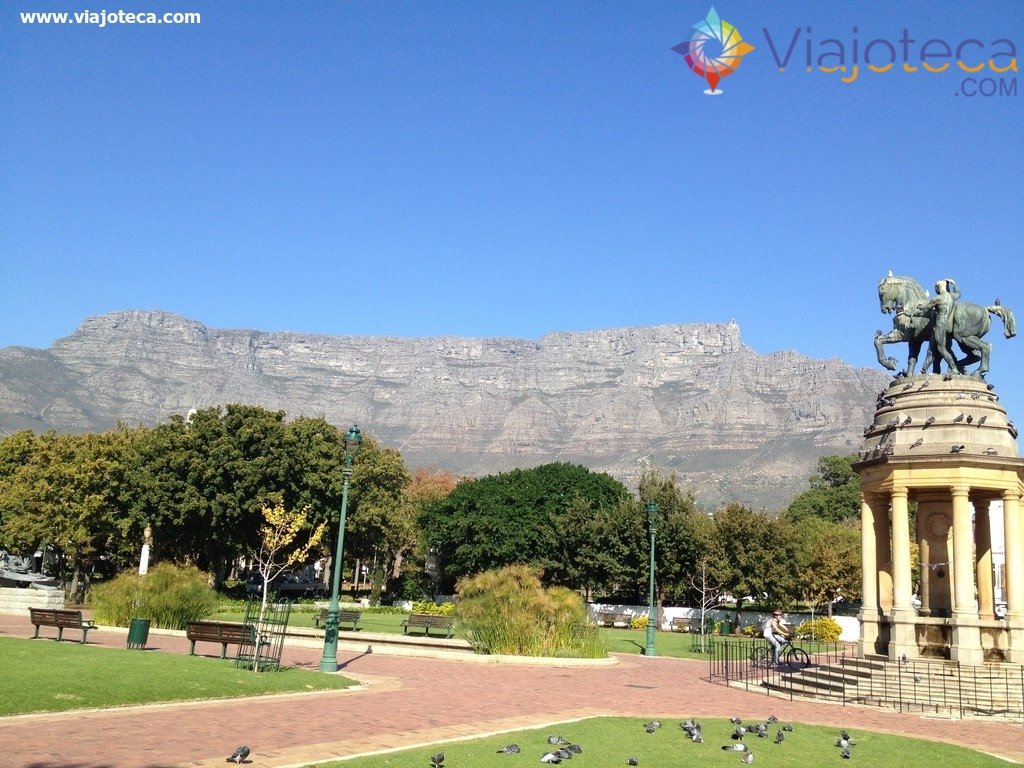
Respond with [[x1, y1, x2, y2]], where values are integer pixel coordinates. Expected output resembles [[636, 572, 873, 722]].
[[1, 614, 1021, 768]]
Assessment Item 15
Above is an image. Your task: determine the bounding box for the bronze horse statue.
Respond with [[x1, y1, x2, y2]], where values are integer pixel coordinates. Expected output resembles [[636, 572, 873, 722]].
[[874, 273, 1016, 377]]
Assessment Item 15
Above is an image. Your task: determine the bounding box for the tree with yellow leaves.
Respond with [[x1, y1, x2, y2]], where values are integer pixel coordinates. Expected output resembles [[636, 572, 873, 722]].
[[251, 500, 326, 616]]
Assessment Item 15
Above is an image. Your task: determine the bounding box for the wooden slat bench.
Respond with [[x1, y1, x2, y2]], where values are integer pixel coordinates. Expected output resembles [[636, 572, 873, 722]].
[[597, 612, 631, 628], [29, 608, 97, 643], [185, 620, 256, 659], [313, 609, 362, 631], [402, 613, 455, 638], [671, 617, 695, 632]]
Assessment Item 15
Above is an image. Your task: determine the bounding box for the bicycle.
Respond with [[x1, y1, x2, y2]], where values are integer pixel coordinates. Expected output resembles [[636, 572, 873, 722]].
[[750, 638, 810, 670]]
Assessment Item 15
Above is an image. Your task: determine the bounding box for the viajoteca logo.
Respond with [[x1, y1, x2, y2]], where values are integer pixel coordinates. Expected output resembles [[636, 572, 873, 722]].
[[673, 6, 755, 95]]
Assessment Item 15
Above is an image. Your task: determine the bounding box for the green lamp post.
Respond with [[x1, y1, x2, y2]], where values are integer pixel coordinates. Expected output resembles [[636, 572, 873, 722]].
[[645, 500, 659, 657], [319, 424, 362, 673]]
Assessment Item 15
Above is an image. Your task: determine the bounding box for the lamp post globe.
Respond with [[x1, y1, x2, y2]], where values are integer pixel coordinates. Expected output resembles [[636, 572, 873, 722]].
[[319, 424, 362, 673], [645, 500, 659, 657]]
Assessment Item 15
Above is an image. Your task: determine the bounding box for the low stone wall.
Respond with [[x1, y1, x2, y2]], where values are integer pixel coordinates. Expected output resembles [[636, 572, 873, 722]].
[[0, 586, 65, 614]]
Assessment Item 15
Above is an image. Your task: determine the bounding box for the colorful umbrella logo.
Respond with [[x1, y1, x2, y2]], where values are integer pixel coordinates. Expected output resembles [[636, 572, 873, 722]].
[[672, 7, 755, 95]]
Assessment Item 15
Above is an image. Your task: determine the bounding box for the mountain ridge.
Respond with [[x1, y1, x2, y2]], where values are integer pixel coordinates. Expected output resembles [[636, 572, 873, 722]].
[[0, 309, 891, 509]]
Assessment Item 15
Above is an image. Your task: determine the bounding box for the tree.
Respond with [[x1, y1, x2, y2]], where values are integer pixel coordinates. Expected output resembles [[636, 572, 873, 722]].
[[792, 517, 861, 615], [711, 502, 799, 626], [785, 454, 861, 524], [0, 426, 143, 599], [343, 436, 412, 602], [419, 462, 631, 592], [126, 405, 291, 585], [250, 502, 326, 618]]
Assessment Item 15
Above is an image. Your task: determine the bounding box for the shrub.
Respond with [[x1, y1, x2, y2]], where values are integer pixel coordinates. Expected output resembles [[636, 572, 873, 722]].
[[91, 563, 218, 630], [795, 617, 842, 643], [741, 623, 761, 637], [630, 615, 648, 630], [411, 600, 455, 616], [455, 565, 605, 658]]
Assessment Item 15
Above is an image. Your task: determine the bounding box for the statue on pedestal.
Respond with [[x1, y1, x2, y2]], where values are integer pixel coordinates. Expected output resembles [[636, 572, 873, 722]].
[[874, 273, 1016, 378]]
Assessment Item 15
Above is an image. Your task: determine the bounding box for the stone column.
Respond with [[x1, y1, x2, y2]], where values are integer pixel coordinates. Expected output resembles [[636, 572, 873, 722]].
[[975, 500, 994, 618], [889, 486, 916, 661], [891, 487, 913, 610], [1005, 491, 1024, 619], [918, 535, 932, 617], [951, 484, 983, 664], [951, 485, 976, 616], [859, 493, 881, 656]]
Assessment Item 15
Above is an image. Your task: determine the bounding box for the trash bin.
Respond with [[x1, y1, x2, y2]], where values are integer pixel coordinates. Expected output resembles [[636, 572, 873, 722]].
[[719, 620, 733, 636], [127, 617, 150, 650]]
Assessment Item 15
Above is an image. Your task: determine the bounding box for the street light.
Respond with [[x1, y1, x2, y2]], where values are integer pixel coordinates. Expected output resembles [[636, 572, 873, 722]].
[[319, 424, 362, 673], [645, 500, 659, 657]]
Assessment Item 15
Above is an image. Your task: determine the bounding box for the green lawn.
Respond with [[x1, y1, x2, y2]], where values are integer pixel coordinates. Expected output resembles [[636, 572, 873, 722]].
[[304, 715, 1013, 768], [0, 636, 356, 716], [214, 606, 758, 659]]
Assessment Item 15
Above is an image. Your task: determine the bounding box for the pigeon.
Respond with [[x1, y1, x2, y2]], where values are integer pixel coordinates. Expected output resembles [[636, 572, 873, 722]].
[[841, 748, 852, 759], [899, 654, 908, 665], [840, 730, 851, 741], [430, 753, 445, 768], [691, 733, 704, 743], [924, 416, 935, 427], [902, 415, 913, 426], [909, 438, 924, 449], [774, 731, 784, 744], [227, 746, 250, 764], [951, 445, 965, 453], [644, 722, 659, 734], [967, 415, 974, 424], [953, 413, 965, 423], [984, 447, 998, 456], [766, 715, 778, 724], [722, 744, 749, 752], [497, 744, 521, 754], [567, 745, 583, 754], [741, 754, 755, 764], [554, 749, 572, 760], [547, 736, 569, 746], [731, 727, 746, 740], [626, 759, 639, 766], [978, 416, 987, 426], [837, 737, 850, 748], [782, 723, 795, 732], [730, 717, 743, 725], [540, 753, 562, 764]]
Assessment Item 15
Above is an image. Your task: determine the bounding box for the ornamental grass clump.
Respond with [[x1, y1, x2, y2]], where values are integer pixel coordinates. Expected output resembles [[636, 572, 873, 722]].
[[455, 565, 605, 658], [90, 563, 218, 629]]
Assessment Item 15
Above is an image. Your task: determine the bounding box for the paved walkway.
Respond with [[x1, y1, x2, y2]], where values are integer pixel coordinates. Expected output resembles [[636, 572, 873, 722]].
[[1, 613, 1022, 768]]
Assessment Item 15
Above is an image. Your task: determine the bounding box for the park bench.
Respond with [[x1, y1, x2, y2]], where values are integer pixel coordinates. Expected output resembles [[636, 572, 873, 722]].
[[670, 617, 693, 632], [597, 612, 631, 628], [185, 620, 257, 659], [29, 608, 97, 643], [402, 613, 455, 638], [313, 609, 362, 631]]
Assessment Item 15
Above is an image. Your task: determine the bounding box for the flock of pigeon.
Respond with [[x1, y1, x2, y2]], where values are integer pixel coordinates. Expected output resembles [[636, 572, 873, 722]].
[[418, 717, 857, 766]]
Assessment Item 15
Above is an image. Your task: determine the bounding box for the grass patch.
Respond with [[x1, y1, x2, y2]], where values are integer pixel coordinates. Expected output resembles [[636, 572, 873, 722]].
[[0, 637, 356, 716], [303, 715, 1013, 768]]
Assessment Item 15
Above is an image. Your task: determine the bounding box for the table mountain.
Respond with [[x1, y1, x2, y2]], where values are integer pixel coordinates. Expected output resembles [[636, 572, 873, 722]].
[[0, 310, 890, 509]]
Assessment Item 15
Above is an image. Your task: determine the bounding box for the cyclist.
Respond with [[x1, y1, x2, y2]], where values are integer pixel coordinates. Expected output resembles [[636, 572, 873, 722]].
[[762, 609, 790, 666]]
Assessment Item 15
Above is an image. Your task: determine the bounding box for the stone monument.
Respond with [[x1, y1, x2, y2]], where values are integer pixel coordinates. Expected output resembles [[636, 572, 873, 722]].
[[856, 274, 1022, 664]]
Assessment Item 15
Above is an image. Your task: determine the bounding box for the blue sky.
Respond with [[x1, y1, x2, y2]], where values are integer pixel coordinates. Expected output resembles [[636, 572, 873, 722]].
[[2, 1, 1022, 419]]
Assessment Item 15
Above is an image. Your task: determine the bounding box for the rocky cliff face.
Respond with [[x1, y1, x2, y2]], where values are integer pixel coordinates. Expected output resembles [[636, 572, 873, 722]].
[[0, 310, 890, 509]]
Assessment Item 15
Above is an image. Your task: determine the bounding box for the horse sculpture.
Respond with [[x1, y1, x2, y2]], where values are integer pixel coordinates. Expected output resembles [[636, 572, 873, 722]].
[[874, 273, 1016, 377]]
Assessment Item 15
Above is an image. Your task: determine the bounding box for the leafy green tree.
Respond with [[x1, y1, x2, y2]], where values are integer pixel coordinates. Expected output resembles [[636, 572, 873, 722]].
[[711, 502, 799, 624], [126, 405, 292, 585], [785, 454, 861, 523], [420, 462, 631, 592], [792, 517, 861, 615], [0, 427, 143, 598]]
